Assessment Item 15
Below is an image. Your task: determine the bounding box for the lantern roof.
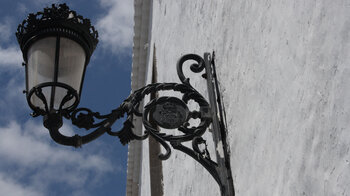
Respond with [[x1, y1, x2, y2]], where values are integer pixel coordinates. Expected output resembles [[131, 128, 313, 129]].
[[16, 3, 98, 61]]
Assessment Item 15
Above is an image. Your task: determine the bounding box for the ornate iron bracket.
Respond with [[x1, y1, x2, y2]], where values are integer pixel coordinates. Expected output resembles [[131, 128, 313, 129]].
[[38, 52, 234, 196]]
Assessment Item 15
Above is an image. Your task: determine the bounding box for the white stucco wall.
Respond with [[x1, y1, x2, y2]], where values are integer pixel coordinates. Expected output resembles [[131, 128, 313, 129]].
[[138, 0, 350, 195], [127, 0, 153, 196]]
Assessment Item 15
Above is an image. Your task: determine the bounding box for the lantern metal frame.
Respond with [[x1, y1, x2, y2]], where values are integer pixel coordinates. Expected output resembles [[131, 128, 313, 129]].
[[16, 3, 98, 117], [16, 4, 235, 196]]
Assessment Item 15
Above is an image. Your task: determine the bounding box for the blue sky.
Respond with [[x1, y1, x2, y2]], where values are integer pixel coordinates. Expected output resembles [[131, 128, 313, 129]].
[[0, 0, 134, 195]]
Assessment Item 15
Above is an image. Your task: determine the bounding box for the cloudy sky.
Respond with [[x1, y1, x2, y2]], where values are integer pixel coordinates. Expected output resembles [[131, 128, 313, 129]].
[[0, 0, 134, 195]]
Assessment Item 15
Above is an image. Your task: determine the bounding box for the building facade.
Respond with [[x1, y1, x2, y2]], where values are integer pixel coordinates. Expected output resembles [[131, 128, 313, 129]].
[[128, 0, 350, 195]]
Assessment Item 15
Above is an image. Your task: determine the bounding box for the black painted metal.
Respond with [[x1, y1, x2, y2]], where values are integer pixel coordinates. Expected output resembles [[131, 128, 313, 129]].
[[16, 4, 234, 195], [25, 53, 234, 195], [204, 53, 235, 196], [50, 36, 61, 110], [17, 4, 98, 115], [16, 3, 98, 62], [150, 97, 190, 129], [27, 82, 79, 117]]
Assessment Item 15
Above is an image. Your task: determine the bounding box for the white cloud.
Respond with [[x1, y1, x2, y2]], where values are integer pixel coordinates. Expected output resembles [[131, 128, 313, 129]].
[[0, 173, 43, 196], [0, 72, 26, 122], [96, 0, 134, 54], [0, 18, 22, 69], [0, 121, 116, 195], [0, 46, 22, 69], [0, 4, 126, 195], [0, 20, 12, 42], [16, 3, 28, 14], [0, 121, 113, 171]]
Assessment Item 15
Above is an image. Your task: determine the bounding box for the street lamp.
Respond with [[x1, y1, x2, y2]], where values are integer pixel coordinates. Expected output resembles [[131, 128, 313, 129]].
[[16, 4, 234, 196]]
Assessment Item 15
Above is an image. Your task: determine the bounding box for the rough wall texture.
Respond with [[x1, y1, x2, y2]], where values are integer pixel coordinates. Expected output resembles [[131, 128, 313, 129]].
[[127, 0, 152, 195], [141, 0, 350, 195]]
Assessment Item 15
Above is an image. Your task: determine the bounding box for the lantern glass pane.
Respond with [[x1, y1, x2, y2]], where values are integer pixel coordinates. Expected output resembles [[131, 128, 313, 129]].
[[26, 37, 86, 111], [55, 37, 86, 108], [27, 37, 56, 109]]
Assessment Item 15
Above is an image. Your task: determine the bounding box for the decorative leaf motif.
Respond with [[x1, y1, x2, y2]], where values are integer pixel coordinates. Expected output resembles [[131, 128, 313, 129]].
[[72, 112, 95, 130]]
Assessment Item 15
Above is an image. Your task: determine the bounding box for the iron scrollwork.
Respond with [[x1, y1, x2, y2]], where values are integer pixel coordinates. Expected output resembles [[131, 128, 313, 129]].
[[16, 3, 233, 195], [37, 53, 233, 195]]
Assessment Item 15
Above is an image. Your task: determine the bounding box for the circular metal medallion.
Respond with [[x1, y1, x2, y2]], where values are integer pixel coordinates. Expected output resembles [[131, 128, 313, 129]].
[[151, 97, 189, 129]]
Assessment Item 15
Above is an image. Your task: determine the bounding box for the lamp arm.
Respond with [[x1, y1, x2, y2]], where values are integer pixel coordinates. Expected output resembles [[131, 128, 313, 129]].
[[39, 53, 209, 148], [60, 82, 207, 147], [38, 52, 234, 195], [44, 108, 122, 147], [47, 125, 106, 148]]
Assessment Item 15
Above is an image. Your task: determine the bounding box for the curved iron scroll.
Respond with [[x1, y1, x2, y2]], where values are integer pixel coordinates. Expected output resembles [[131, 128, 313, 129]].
[[38, 53, 233, 196]]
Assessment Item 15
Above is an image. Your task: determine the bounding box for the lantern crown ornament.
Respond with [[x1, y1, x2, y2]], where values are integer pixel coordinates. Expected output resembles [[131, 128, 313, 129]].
[[16, 3, 98, 61]]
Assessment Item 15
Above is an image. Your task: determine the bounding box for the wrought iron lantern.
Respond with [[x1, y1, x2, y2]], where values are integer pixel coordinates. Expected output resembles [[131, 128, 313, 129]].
[[16, 4, 235, 196]]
